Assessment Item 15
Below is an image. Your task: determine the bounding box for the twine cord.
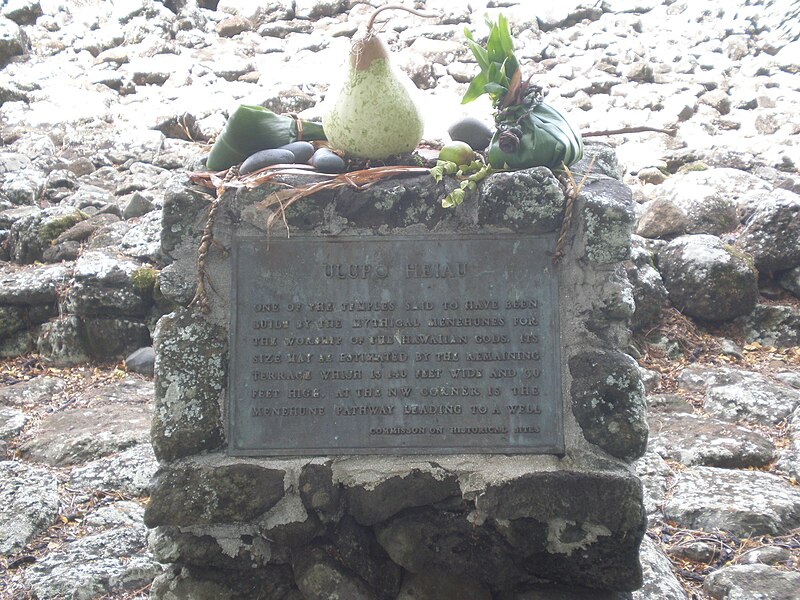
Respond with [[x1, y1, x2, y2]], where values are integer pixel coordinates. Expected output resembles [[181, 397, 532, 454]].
[[190, 166, 238, 312], [554, 157, 595, 263]]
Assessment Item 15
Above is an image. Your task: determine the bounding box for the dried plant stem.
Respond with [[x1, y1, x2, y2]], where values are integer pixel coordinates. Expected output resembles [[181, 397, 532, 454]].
[[582, 126, 677, 137], [366, 4, 437, 33]]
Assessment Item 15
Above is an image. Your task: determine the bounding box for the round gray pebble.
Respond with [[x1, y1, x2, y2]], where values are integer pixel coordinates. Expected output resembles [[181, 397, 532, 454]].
[[239, 148, 295, 174], [447, 117, 493, 152], [311, 148, 346, 174], [279, 141, 315, 164]]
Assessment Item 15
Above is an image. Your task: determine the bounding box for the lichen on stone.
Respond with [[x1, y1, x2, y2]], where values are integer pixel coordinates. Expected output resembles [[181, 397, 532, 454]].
[[545, 518, 612, 555]]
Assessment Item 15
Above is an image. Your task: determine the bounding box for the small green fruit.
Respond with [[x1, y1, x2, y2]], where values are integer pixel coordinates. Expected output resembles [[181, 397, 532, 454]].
[[438, 141, 475, 165]]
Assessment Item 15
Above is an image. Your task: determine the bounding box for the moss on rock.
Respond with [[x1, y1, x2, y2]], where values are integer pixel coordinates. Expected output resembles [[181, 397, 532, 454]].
[[131, 267, 158, 293], [38, 210, 87, 244]]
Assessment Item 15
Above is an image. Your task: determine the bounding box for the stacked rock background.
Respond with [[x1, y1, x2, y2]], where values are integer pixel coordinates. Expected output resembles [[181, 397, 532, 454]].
[[0, 0, 799, 598]]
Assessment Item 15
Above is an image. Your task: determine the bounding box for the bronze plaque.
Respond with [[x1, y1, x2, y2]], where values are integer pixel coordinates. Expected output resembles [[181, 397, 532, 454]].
[[228, 235, 563, 455]]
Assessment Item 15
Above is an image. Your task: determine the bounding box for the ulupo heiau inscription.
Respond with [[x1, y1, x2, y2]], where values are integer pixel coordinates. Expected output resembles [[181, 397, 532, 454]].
[[229, 235, 563, 455]]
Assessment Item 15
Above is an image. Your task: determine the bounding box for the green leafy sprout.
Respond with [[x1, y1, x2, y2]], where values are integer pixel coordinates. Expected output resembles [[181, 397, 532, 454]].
[[462, 14, 521, 108]]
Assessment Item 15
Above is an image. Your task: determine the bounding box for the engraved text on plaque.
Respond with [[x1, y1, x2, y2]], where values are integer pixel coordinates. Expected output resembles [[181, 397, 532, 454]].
[[228, 235, 563, 455]]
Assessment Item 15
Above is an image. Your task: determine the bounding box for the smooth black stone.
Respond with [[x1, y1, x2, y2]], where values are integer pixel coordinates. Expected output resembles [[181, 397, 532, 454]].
[[240, 149, 295, 174], [311, 149, 346, 174], [125, 346, 156, 377], [279, 141, 315, 164], [447, 117, 493, 152]]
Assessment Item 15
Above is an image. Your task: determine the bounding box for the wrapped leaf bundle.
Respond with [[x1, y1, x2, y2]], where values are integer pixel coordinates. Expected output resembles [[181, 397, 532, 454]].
[[206, 105, 326, 171], [462, 15, 583, 170]]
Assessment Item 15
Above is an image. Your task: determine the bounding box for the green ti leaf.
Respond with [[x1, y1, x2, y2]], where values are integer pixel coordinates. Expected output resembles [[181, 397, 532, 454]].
[[463, 15, 519, 108], [461, 71, 488, 104], [464, 29, 490, 71]]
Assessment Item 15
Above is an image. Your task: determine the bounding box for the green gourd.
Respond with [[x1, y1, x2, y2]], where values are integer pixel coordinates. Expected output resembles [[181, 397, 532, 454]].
[[322, 5, 433, 159]]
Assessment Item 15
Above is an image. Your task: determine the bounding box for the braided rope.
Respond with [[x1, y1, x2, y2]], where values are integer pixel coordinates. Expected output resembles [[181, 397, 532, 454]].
[[190, 167, 238, 312], [553, 157, 595, 264]]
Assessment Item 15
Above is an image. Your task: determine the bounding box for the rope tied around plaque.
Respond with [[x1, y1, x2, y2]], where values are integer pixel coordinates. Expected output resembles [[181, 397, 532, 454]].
[[553, 156, 596, 264]]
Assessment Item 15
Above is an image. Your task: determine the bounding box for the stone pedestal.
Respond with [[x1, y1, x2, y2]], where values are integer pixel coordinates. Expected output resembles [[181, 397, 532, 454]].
[[146, 144, 648, 599]]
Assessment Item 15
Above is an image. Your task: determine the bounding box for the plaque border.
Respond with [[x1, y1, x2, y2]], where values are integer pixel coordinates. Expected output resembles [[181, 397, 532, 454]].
[[227, 233, 565, 457]]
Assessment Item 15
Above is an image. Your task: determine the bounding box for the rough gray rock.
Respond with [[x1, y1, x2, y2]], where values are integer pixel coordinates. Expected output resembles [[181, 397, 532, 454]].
[[334, 518, 410, 598], [0, 405, 27, 439], [7, 206, 87, 264], [669, 185, 738, 236], [218, 0, 295, 23], [69, 443, 157, 496], [151, 308, 226, 461], [580, 176, 636, 264], [777, 265, 800, 297], [150, 564, 295, 600], [0, 304, 23, 339], [216, 15, 253, 37], [125, 346, 156, 376], [118, 209, 162, 262], [647, 411, 774, 468], [21, 401, 152, 466], [736, 194, 800, 272], [156, 261, 196, 306], [375, 467, 645, 592], [634, 451, 671, 526], [0, 375, 67, 407], [2, 167, 46, 206], [149, 525, 287, 571], [663, 466, 800, 536], [679, 366, 800, 426], [569, 350, 648, 461], [703, 564, 800, 600], [738, 545, 793, 566], [478, 167, 565, 233], [294, 0, 348, 20], [0, 262, 71, 305], [66, 250, 154, 317], [145, 462, 286, 527], [397, 572, 492, 600], [776, 405, 800, 479], [160, 182, 215, 264], [299, 461, 340, 522], [259, 493, 321, 547], [739, 303, 800, 348], [666, 168, 772, 222], [536, 3, 605, 31], [626, 237, 668, 330], [344, 467, 461, 527], [735, 188, 797, 224], [497, 587, 630, 600], [375, 508, 530, 591], [291, 543, 381, 600], [632, 536, 690, 600], [658, 234, 758, 321], [24, 525, 162, 600], [635, 199, 689, 239], [36, 316, 91, 366], [83, 317, 152, 360], [0, 461, 59, 554], [2, 0, 43, 25], [0, 16, 27, 65], [0, 328, 36, 358], [122, 191, 156, 219]]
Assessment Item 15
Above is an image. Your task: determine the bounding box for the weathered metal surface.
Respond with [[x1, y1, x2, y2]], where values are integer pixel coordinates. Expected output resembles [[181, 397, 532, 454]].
[[228, 235, 563, 455]]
